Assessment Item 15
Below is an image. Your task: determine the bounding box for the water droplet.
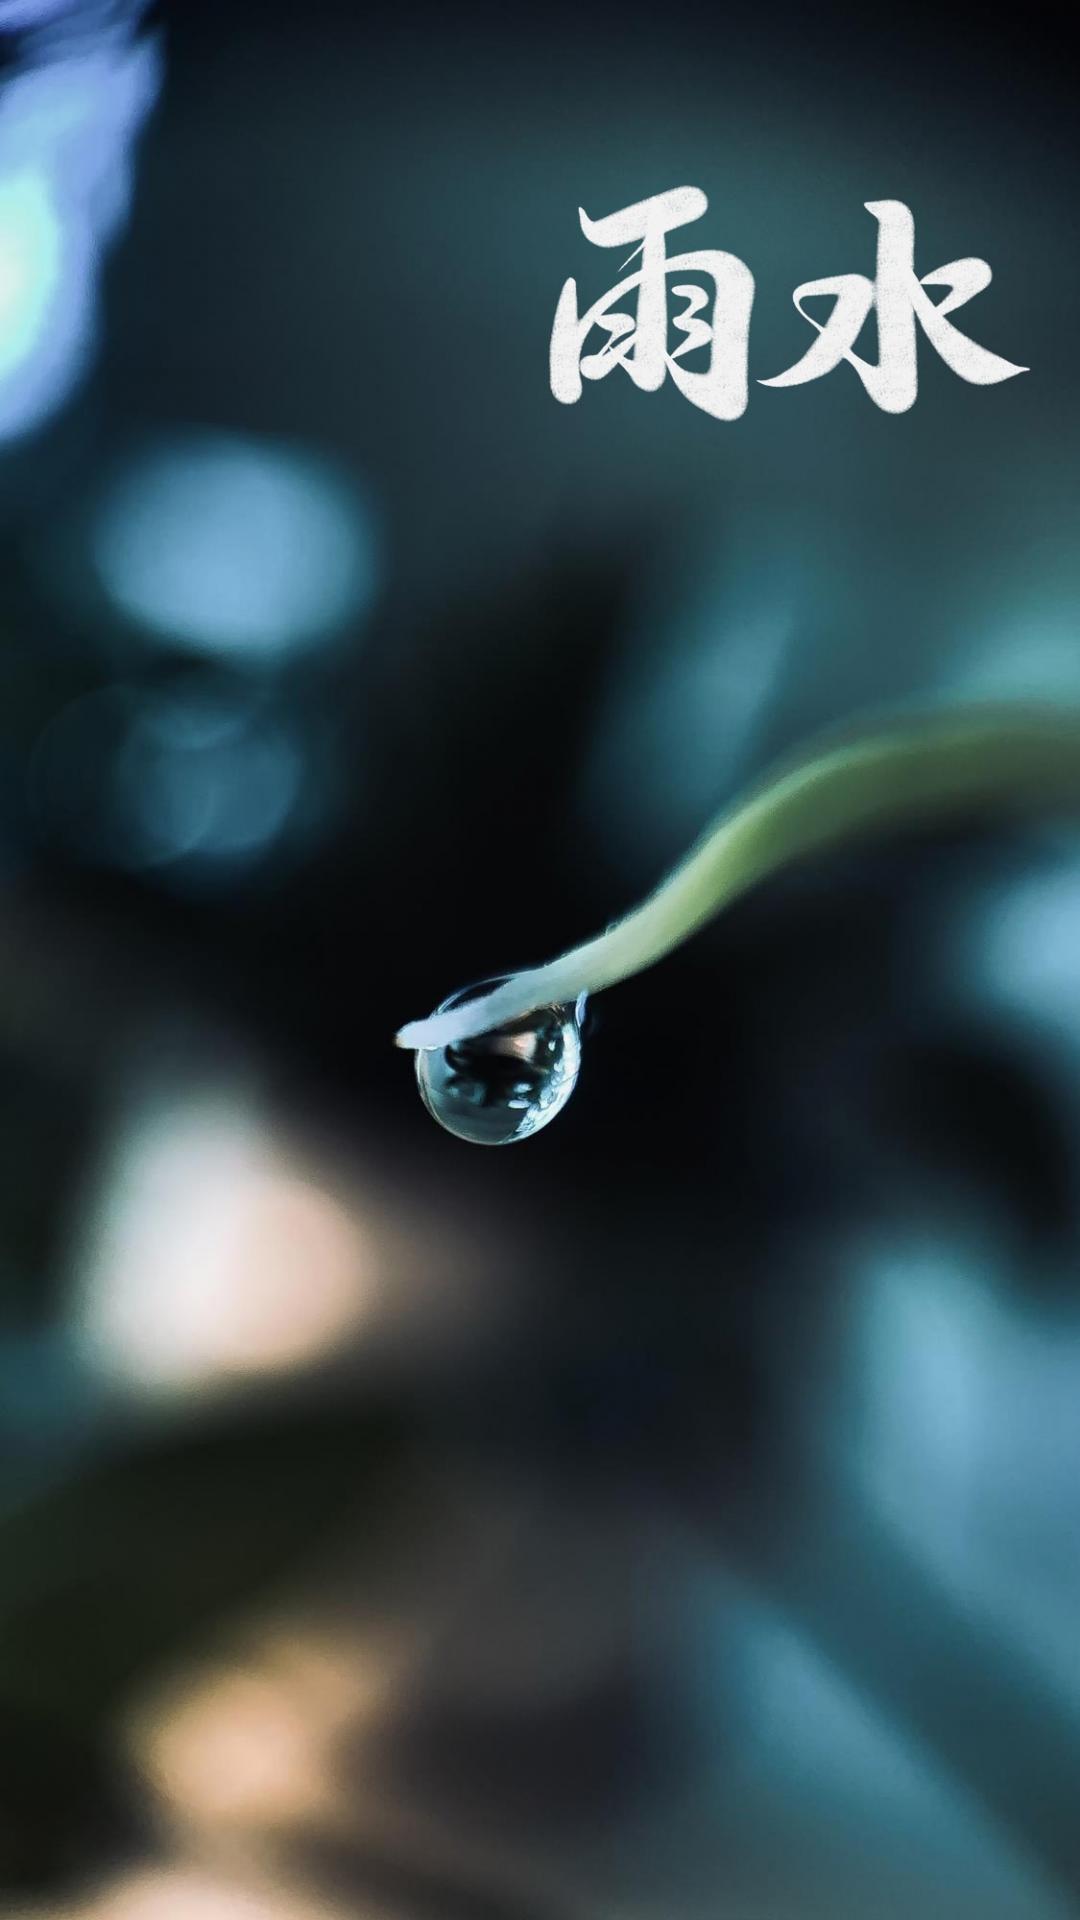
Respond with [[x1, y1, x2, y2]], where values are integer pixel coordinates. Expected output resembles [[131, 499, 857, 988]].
[[415, 978, 585, 1145]]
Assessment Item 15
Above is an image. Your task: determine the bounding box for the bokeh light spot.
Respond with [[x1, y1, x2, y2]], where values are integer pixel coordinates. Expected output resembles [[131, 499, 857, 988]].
[[31, 680, 322, 879], [91, 431, 378, 660], [75, 1093, 380, 1396], [0, 19, 159, 439]]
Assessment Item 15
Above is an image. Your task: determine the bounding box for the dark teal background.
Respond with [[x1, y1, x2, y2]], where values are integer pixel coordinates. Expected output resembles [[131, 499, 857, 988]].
[[2, 5, 1079, 1916]]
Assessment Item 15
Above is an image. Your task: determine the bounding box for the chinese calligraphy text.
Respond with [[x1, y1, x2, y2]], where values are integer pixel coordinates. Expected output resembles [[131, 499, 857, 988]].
[[549, 189, 1027, 419]]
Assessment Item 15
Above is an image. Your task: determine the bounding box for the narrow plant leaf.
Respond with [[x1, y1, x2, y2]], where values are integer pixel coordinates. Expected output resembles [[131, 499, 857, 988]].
[[397, 707, 1080, 1050]]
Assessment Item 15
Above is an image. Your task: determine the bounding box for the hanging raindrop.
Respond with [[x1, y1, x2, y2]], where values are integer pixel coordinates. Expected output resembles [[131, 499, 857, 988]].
[[415, 977, 585, 1145], [401, 710, 1080, 1146]]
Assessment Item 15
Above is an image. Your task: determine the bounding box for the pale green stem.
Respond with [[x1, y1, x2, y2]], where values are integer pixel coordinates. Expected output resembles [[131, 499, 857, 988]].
[[395, 706, 1080, 1052]]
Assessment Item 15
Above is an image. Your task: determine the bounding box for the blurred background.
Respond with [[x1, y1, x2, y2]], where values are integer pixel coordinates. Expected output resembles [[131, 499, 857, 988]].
[[1, 1, 1079, 1915]]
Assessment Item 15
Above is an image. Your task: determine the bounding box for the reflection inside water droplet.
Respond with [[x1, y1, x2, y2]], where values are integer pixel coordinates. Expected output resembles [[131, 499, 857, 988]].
[[415, 978, 585, 1145]]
